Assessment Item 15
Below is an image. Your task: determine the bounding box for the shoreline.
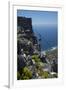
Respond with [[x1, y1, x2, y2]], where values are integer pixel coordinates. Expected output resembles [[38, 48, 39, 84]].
[[41, 46, 57, 54]]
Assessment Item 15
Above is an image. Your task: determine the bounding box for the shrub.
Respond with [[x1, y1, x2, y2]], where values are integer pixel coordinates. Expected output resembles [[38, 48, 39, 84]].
[[38, 70, 49, 78], [21, 67, 32, 80], [17, 71, 20, 80], [32, 55, 40, 62]]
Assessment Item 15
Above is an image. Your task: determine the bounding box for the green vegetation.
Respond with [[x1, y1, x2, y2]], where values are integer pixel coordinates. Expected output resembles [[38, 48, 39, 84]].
[[17, 16, 58, 80], [32, 55, 40, 62], [17, 49, 58, 79], [41, 71, 49, 78], [32, 55, 49, 78], [17, 67, 32, 80], [17, 71, 20, 80]]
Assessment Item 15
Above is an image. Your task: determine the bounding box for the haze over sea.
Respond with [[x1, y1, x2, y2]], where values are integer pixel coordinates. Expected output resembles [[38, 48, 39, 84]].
[[33, 25, 58, 51]]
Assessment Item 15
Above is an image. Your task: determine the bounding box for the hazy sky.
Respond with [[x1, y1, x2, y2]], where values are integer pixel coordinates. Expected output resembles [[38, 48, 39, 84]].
[[17, 10, 58, 26]]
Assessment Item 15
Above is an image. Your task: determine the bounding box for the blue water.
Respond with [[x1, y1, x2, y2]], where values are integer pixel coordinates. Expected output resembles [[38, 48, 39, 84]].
[[33, 25, 58, 51]]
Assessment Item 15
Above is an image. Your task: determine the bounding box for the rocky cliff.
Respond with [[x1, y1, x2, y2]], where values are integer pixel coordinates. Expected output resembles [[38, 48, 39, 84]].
[[17, 16, 38, 55], [17, 16, 58, 80]]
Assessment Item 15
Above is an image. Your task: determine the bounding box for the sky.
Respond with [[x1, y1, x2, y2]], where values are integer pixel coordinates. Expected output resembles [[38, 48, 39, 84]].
[[17, 10, 58, 26]]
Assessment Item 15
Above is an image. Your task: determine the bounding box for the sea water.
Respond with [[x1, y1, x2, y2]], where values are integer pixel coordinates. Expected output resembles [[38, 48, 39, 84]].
[[33, 25, 58, 51]]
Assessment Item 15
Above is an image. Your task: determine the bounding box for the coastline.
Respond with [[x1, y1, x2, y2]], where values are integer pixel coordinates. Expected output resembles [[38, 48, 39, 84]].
[[47, 46, 57, 51], [41, 46, 57, 54]]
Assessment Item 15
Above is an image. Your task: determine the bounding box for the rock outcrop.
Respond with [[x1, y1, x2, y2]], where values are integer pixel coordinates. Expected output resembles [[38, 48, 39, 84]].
[[17, 16, 58, 80], [17, 16, 38, 55]]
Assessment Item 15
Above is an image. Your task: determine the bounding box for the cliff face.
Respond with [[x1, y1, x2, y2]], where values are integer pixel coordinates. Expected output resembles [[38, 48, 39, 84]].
[[17, 16, 39, 75], [17, 17, 33, 34], [17, 16, 38, 55], [17, 16, 58, 80]]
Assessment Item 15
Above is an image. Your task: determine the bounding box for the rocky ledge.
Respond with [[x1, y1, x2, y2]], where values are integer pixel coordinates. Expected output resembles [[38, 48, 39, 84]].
[[17, 16, 58, 80]]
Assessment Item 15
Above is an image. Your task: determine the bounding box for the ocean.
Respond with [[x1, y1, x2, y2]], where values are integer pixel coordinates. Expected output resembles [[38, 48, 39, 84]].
[[33, 25, 58, 51]]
